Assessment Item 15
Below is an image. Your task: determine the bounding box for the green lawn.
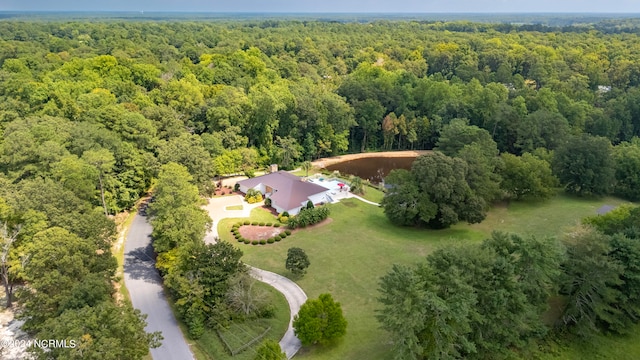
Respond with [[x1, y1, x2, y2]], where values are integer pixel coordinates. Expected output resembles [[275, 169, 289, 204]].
[[468, 194, 632, 238], [224, 199, 485, 359], [358, 185, 385, 204], [540, 324, 640, 360], [217, 194, 638, 359]]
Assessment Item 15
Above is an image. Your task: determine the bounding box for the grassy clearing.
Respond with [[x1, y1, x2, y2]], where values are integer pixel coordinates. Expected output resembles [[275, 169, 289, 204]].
[[539, 324, 640, 360], [226, 199, 484, 359], [221, 194, 637, 359], [469, 194, 633, 238], [225, 205, 243, 211], [357, 185, 385, 204]]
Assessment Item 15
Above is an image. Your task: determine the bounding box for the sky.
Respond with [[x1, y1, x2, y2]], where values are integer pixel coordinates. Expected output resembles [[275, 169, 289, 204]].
[[3, 0, 640, 13]]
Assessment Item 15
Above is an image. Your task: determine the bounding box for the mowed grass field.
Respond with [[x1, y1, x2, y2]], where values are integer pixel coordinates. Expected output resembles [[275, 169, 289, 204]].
[[218, 193, 636, 359]]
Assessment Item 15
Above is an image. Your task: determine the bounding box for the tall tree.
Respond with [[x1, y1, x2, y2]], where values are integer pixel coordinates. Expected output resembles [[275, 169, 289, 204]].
[[19, 227, 116, 332], [32, 301, 162, 360], [0, 198, 20, 308], [553, 134, 615, 196], [286, 247, 310, 276], [612, 139, 640, 201], [353, 99, 384, 152], [157, 134, 216, 196], [82, 148, 115, 216], [377, 264, 475, 360], [293, 293, 347, 346], [164, 241, 244, 338], [558, 228, 624, 336], [500, 152, 558, 200], [149, 163, 211, 254], [382, 153, 486, 228]]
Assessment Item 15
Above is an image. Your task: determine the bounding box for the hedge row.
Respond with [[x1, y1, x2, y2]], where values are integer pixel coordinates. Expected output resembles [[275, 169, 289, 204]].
[[234, 231, 290, 245], [288, 206, 330, 229], [230, 221, 290, 245]]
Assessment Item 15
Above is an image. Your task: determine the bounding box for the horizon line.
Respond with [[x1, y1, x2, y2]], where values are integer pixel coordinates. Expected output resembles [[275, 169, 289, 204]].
[[2, 10, 640, 14]]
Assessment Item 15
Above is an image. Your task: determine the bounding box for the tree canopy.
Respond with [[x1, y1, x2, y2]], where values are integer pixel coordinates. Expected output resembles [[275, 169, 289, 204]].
[[293, 293, 348, 346], [382, 153, 486, 228]]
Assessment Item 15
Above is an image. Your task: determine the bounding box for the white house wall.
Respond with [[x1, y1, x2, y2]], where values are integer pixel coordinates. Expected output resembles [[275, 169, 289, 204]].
[[308, 192, 329, 205], [288, 206, 303, 216], [239, 184, 263, 194], [273, 204, 285, 215]]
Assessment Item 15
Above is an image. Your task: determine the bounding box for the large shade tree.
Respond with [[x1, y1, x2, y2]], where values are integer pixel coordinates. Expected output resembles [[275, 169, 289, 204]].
[[553, 134, 615, 196], [382, 153, 486, 228], [293, 293, 347, 346]]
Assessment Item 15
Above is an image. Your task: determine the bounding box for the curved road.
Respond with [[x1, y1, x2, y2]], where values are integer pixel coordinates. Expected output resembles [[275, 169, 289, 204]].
[[125, 199, 307, 359], [123, 207, 194, 360], [250, 267, 307, 359], [203, 196, 308, 358]]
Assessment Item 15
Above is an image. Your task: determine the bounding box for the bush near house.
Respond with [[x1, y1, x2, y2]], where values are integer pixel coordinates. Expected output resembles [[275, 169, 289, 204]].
[[288, 206, 330, 229], [245, 189, 263, 204]]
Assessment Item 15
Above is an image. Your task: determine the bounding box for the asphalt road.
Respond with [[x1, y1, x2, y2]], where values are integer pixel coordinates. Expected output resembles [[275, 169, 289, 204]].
[[123, 209, 194, 360], [250, 267, 307, 359]]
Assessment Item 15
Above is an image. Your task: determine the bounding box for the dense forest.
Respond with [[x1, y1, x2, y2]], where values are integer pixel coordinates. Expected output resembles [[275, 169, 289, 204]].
[[2, 17, 640, 358]]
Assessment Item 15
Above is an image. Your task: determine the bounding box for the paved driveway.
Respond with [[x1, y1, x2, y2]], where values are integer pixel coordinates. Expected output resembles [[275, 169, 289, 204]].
[[250, 267, 307, 359], [203, 196, 307, 359], [202, 195, 263, 243], [124, 207, 194, 360]]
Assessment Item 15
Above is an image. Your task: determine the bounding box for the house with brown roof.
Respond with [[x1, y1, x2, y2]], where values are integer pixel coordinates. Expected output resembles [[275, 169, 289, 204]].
[[237, 171, 331, 215]]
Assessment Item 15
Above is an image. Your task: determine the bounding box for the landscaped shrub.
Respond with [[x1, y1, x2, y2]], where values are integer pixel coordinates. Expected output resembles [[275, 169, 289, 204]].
[[243, 220, 250, 225], [252, 221, 258, 226], [252, 240, 259, 245], [279, 233, 286, 239], [265, 198, 272, 206], [260, 240, 267, 245], [267, 238, 275, 244], [277, 211, 290, 223], [274, 223, 281, 227], [237, 237, 244, 242], [234, 233, 241, 239], [287, 206, 330, 229], [306, 200, 314, 209], [285, 230, 292, 236], [259, 222, 265, 226], [245, 188, 263, 203], [243, 239, 250, 244], [266, 222, 272, 226]]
